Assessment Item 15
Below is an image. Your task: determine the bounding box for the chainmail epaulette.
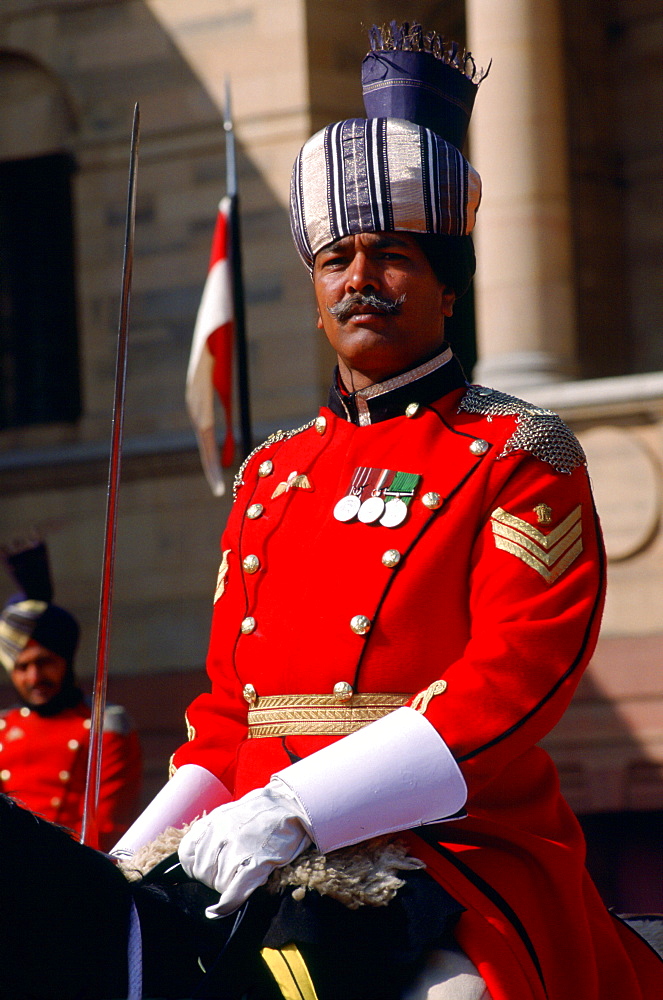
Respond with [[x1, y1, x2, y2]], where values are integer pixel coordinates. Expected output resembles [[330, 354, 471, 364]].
[[233, 420, 316, 500], [459, 385, 585, 475]]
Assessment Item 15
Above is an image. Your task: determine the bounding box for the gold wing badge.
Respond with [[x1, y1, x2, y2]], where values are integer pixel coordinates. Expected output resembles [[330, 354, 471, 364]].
[[490, 504, 583, 584], [271, 471, 312, 499]]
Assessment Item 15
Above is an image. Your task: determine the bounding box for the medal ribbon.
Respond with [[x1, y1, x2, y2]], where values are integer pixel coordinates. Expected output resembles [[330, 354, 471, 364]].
[[350, 467, 371, 495], [384, 471, 420, 507]]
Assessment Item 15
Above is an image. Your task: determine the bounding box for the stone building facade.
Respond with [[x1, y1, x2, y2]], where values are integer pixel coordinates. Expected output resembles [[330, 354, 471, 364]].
[[0, 0, 661, 910]]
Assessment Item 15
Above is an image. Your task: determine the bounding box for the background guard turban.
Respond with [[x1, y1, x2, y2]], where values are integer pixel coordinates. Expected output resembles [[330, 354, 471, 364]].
[[290, 21, 487, 270], [0, 540, 79, 672]]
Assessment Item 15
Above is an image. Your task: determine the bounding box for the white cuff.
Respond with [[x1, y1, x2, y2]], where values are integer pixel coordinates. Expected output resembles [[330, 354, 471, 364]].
[[274, 707, 466, 854], [111, 763, 231, 857]]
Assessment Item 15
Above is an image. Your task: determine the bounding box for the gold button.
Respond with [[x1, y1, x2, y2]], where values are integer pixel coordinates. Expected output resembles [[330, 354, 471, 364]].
[[68, 739, 80, 751], [243, 683, 257, 705], [333, 681, 353, 701], [240, 616, 257, 634], [315, 415, 327, 435], [83, 719, 91, 729], [350, 615, 371, 635], [382, 549, 401, 568], [59, 770, 70, 782], [243, 554, 260, 574], [0, 720, 6, 730], [421, 492, 442, 510], [51, 797, 61, 808], [0, 769, 10, 781], [247, 504, 264, 519], [20, 707, 30, 717], [469, 439, 490, 456], [258, 460, 273, 477], [405, 402, 420, 418]]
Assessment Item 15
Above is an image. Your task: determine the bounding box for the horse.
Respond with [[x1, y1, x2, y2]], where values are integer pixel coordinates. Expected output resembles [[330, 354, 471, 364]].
[[1, 795, 660, 1000]]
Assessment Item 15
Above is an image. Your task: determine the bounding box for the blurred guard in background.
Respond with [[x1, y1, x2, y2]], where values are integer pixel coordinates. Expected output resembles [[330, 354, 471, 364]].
[[0, 540, 141, 852]]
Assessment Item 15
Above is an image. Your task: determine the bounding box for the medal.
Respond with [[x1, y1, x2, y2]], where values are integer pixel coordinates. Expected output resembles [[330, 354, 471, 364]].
[[333, 467, 370, 522], [358, 469, 394, 524], [334, 493, 362, 522], [379, 471, 421, 528], [358, 495, 385, 523], [380, 497, 408, 527]]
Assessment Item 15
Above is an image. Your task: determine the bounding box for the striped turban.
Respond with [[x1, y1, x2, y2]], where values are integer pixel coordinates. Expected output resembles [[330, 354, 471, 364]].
[[290, 117, 481, 270], [0, 599, 79, 672]]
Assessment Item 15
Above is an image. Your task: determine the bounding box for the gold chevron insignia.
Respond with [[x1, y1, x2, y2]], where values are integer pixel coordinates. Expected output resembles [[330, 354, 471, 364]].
[[490, 504, 583, 583], [271, 471, 312, 499]]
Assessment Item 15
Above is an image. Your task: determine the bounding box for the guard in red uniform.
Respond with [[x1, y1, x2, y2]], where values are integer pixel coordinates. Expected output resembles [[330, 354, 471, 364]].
[[0, 544, 141, 852], [115, 22, 663, 1000]]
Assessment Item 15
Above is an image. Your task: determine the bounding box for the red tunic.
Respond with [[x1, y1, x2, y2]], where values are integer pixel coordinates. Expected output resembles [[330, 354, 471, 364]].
[[0, 699, 142, 852], [173, 355, 661, 998]]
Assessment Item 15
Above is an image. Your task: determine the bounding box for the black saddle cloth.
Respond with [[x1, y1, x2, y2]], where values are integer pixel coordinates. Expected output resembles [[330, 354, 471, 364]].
[[0, 794, 131, 1000], [0, 795, 462, 1000]]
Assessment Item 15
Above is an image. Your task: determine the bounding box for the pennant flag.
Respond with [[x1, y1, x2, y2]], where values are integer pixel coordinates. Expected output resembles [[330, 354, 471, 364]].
[[186, 195, 235, 496]]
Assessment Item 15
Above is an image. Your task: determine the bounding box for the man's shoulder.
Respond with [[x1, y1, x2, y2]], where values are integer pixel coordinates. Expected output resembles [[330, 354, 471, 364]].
[[0, 703, 87, 729], [0, 704, 23, 722], [233, 418, 318, 500], [456, 384, 585, 475], [102, 703, 135, 736]]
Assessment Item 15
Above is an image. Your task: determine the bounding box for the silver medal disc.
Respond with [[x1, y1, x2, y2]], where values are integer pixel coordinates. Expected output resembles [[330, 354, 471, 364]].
[[358, 496, 386, 524], [380, 498, 408, 527], [334, 494, 361, 522]]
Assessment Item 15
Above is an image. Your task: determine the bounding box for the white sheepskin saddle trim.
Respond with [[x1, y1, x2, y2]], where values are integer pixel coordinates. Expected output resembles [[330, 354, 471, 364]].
[[118, 825, 424, 909]]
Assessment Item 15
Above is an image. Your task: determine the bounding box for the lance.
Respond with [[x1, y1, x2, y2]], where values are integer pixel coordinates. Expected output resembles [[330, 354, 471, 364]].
[[224, 78, 252, 458], [81, 103, 140, 848]]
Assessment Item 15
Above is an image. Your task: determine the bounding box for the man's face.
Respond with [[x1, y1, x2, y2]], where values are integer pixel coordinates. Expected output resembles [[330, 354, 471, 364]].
[[313, 232, 455, 388], [11, 641, 67, 707]]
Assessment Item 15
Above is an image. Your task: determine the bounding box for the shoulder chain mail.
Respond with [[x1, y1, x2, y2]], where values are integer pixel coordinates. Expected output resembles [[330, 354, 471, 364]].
[[233, 420, 316, 500], [459, 385, 586, 475]]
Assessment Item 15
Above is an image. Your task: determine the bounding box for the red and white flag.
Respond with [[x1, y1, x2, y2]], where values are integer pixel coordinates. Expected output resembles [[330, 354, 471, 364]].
[[186, 196, 235, 496]]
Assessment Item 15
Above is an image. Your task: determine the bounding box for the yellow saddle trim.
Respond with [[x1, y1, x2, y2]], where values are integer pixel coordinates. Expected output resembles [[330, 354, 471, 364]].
[[261, 943, 320, 1000]]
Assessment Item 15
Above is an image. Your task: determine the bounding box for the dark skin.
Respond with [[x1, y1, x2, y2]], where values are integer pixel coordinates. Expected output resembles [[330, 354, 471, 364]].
[[11, 640, 67, 707], [313, 232, 455, 391]]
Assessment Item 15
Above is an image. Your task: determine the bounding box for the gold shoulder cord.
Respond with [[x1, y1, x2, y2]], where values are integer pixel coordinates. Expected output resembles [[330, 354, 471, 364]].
[[233, 420, 316, 501], [261, 943, 320, 1000]]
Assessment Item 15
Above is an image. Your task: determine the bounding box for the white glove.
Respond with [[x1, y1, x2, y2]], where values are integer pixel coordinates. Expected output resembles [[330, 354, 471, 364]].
[[178, 779, 312, 918], [275, 707, 467, 854], [110, 763, 231, 858]]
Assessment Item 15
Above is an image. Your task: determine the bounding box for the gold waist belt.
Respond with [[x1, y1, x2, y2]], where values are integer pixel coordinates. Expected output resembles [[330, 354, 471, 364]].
[[247, 693, 411, 738]]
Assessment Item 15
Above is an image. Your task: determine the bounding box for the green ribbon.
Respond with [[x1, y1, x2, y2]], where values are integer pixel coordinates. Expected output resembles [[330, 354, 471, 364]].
[[384, 471, 420, 507]]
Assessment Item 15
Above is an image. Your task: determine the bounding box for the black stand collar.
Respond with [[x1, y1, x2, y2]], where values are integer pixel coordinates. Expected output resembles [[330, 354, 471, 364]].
[[327, 346, 467, 425]]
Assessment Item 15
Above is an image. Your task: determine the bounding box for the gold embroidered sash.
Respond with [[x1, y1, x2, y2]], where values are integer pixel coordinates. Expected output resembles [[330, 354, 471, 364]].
[[247, 693, 411, 738]]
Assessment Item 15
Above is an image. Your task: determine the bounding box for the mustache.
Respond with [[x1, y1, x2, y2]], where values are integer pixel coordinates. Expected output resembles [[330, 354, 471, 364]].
[[327, 292, 406, 323]]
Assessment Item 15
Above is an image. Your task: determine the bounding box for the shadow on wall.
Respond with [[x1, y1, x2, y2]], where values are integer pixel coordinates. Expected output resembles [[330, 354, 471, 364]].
[[542, 635, 663, 914]]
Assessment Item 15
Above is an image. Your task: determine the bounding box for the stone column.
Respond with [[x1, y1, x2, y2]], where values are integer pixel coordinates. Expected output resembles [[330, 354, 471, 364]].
[[466, 0, 577, 390]]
